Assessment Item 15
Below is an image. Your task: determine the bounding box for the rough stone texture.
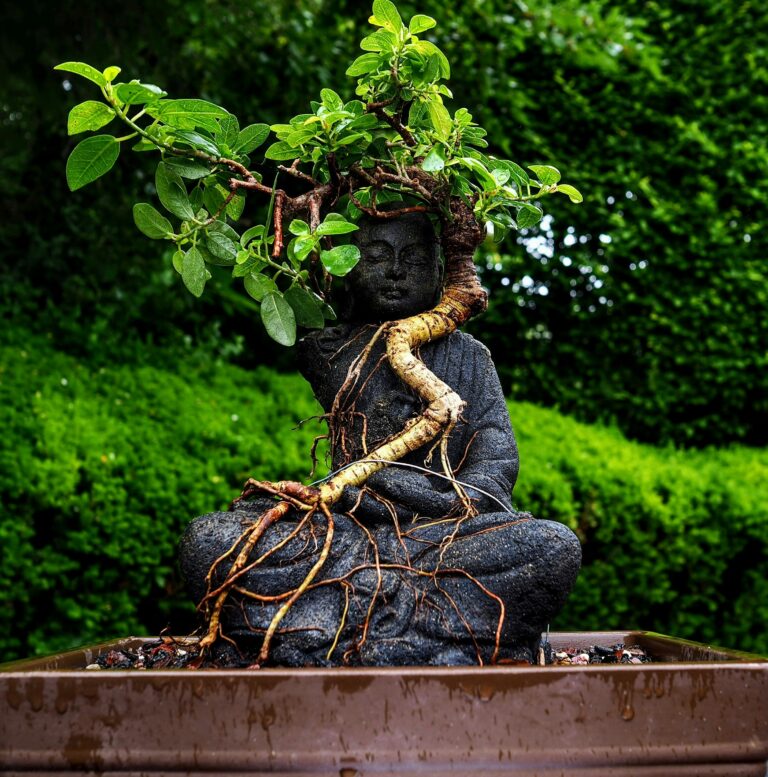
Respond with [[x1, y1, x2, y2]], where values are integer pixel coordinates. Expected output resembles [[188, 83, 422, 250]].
[[178, 211, 582, 666]]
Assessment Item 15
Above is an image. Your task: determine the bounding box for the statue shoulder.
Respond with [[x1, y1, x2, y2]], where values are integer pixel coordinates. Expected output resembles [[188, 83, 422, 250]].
[[297, 323, 372, 391], [441, 329, 495, 370]]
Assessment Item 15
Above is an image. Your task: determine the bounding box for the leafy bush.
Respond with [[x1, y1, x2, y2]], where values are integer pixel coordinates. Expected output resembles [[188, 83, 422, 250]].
[[1, 330, 766, 659], [514, 403, 768, 654], [0, 327, 325, 658]]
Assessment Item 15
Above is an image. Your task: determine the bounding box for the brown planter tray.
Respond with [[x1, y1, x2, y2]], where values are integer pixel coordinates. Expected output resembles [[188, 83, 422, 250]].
[[2, 630, 767, 776]]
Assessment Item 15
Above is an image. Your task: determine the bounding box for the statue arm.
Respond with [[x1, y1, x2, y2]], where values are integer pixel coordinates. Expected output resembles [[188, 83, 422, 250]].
[[445, 336, 519, 513]]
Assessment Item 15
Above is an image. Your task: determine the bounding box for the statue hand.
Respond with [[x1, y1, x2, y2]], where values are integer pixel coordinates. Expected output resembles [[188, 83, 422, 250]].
[[366, 469, 456, 519]]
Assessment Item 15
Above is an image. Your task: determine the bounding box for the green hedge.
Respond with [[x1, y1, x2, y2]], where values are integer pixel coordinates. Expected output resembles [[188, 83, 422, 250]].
[[513, 405, 768, 654], [1, 332, 766, 660], [0, 330, 324, 659]]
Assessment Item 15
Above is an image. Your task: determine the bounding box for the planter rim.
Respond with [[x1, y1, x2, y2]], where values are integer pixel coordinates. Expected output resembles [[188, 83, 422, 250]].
[[3, 629, 766, 673], [3, 630, 767, 776]]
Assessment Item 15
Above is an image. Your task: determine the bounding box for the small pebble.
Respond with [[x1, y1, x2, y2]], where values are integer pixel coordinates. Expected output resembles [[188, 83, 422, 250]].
[[85, 663, 102, 671]]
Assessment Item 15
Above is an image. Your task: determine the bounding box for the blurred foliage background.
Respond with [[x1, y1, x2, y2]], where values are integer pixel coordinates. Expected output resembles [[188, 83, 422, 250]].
[[1, 0, 766, 659]]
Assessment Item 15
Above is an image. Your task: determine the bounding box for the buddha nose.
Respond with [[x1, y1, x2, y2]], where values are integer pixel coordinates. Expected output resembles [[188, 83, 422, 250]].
[[386, 251, 404, 278]]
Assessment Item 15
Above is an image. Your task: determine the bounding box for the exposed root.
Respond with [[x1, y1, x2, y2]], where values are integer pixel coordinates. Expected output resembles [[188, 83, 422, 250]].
[[193, 195, 503, 665], [256, 503, 335, 664], [198, 500, 292, 651]]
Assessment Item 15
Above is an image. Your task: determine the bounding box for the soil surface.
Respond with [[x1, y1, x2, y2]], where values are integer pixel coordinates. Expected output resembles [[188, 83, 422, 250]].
[[84, 637, 655, 670]]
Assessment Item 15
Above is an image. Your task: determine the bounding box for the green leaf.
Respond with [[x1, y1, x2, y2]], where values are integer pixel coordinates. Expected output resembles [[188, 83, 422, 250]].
[[240, 225, 265, 247], [270, 123, 295, 136], [234, 123, 270, 153], [346, 53, 382, 76], [67, 101, 115, 135], [202, 184, 226, 216], [293, 235, 317, 261], [371, 0, 404, 33], [422, 145, 446, 172], [172, 130, 220, 157], [217, 114, 240, 147], [458, 157, 497, 190], [409, 14, 436, 34], [66, 135, 120, 191], [227, 193, 246, 220], [320, 88, 344, 112], [102, 66, 121, 83], [232, 255, 266, 277], [155, 162, 194, 220], [172, 249, 184, 274], [189, 186, 204, 211], [289, 219, 310, 236], [360, 30, 398, 52], [556, 184, 583, 203], [156, 99, 230, 133], [162, 157, 212, 180], [181, 246, 210, 297], [528, 165, 561, 186], [320, 244, 360, 276], [412, 41, 450, 78], [427, 100, 452, 141], [133, 203, 173, 239], [133, 138, 157, 153], [495, 159, 530, 187], [347, 114, 379, 130], [316, 215, 359, 236], [261, 292, 297, 346], [491, 167, 510, 186], [205, 232, 239, 265], [54, 62, 106, 87], [335, 132, 368, 147], [244, 272, 277, 301], [285, 286, 325, 328], [286, 128, 317, 146], [114, 81, 166, 106], [264, 141, 299, 161], [209, 219, 240, 242], [516, 203, 543, 229]]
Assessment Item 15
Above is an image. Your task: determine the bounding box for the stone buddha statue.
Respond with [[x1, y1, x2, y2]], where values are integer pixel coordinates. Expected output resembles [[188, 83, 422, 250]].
[[179, 211, 581, 666]]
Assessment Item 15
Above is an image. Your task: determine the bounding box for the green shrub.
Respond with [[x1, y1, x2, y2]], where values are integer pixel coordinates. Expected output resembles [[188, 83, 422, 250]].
[[1, 330, 766, 659], [0, 328, 325, 658], [512, 403, 768, 654]]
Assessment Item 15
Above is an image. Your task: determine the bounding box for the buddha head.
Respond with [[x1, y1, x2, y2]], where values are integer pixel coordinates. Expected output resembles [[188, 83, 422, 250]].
[[345, 209, 442, 322]]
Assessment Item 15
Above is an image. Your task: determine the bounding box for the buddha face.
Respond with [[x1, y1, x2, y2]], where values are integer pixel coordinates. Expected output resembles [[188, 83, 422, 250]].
[[347, 214, 441, 322]]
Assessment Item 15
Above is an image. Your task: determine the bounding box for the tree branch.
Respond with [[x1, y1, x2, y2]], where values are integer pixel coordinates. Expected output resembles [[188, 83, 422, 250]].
[[366, 102, 416, 147]]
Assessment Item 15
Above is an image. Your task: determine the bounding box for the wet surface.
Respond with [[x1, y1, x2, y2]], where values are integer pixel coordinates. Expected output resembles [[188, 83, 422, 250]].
[[1, 633, 767, 776]]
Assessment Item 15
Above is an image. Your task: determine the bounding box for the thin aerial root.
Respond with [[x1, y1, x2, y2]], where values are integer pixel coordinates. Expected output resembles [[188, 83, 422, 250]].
[[257, 503, 335, 664], [347, 512, 382, 652], [326, 581, 352, 661], [232, 585, 296, 603], [202, 509, 315, 603], [198, 501, 291, 652], [434, 579, 483, 665], [439, 420, 475, 516], [231, 478, 319, 511], [308, 434, 328, 479], [204, 526, 254, 590], [453, 430, 479, 474]]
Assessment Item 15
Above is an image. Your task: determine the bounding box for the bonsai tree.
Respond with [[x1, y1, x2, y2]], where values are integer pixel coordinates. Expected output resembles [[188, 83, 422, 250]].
[[57, 0, 581, 663]]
